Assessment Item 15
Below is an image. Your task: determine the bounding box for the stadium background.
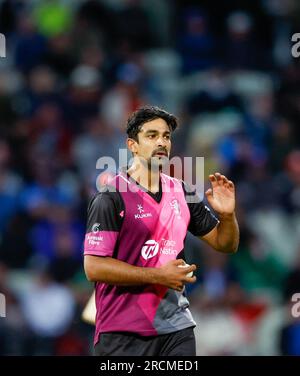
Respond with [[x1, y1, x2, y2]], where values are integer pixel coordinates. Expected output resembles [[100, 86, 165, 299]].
[[0, 0, 299, 355]]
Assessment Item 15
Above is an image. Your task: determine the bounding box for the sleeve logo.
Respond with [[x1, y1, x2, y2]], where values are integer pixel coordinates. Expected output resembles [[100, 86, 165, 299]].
[[92, 223, 101, 233]]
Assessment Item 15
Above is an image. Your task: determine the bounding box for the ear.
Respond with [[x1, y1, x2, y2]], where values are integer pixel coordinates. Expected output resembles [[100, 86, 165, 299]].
[[127, 138, 138, 155]]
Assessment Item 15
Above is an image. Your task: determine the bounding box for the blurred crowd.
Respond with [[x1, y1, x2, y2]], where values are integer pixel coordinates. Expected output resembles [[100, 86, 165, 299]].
[[0, 0, 300, 355]]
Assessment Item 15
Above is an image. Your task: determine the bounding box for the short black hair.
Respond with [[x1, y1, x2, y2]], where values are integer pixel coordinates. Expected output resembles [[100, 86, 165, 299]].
[[126, 106, 178, 141]]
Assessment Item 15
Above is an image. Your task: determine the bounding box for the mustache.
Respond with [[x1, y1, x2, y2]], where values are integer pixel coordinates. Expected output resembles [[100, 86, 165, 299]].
[[152, 148, 168, 156]]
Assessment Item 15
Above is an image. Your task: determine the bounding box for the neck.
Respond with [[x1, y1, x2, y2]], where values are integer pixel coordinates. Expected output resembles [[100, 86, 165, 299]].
[[127, 159, 160, 193]]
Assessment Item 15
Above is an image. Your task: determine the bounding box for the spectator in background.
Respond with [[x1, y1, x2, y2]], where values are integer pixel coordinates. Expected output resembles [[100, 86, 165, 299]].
[[0, 139, 23, 234], [18, 146, 83, 267], [0, 0, 27, 36], [0, 262, 26, 355], [114, 0, 155, 52], [100, 61, 146, 130], [191, 245, 240, 307], [0, 72, 19, 136], [42, 33, 77, 78], [231, 228, 287, 294], [20, 268, 75, 355], [269, 118, 295, 173], [14, 14, 48, 74], [26, 102, 73, 167], [29, 204, 84, 269], [274, 149, 300, 214], [186, 67, 241, 115], [223, 11, 271, 70], [21, 150, 68, 207], [76, 0, 116, 49], [48, 226, 83, 283], [66, 64, 102, 129], [177, 8, 218, 74], [16, 66, 60, 117], [72, 116, 125, 184], [243, 92, 274, 154]]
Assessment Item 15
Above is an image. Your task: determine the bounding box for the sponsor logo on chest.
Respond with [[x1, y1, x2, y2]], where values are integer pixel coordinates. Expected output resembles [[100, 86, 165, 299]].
[[134, 204, 153, 219], [141, 239, 178, 260]]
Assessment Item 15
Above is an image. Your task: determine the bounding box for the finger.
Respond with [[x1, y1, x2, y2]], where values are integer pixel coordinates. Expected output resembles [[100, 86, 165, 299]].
[[186, 264, 197, 273], [185, 275, 197, 284], [228, 180, 235, 190], [205, 188, 213, 197], [174, 259, 185, 266], [214, 172, 223, 185], [221, 175, 229, 185], [208, 174, 218, 188], [177, 264, 196, 275]]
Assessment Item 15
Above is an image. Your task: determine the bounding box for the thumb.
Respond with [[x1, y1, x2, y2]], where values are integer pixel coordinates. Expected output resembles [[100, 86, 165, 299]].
[[205, 188, 213, 198], [205, 188, 213, 204]]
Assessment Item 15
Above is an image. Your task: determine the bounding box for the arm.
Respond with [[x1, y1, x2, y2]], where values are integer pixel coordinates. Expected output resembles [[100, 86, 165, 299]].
[[200, 173, 239, 254], [201, 212, 239, 253], [84, 255, 197, 292]]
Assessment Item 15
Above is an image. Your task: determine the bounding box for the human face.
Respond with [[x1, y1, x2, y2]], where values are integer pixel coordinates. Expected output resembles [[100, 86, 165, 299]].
[[127, 118, 171, 169]]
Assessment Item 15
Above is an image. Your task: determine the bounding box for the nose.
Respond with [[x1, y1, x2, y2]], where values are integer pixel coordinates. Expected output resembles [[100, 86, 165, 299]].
[[156, 135, 167, 147]]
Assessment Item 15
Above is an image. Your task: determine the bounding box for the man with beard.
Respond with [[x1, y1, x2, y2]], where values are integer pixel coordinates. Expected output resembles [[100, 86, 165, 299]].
[[84, 106, 239, 356]]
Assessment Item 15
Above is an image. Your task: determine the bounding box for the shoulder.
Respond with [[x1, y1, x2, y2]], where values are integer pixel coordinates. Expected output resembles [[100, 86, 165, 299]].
[[88, 185, 122, 212]]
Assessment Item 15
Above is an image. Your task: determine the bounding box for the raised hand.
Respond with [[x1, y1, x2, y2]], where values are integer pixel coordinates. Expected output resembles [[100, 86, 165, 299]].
[[205, 173, 235, 216]]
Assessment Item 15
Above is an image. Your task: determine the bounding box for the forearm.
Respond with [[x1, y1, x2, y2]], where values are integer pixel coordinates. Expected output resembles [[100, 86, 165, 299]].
[[84, 255, 161, 285], [215, 212, 239, 253]]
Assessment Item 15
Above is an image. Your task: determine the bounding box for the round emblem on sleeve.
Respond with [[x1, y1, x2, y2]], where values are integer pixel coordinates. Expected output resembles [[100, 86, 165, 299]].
[[91, 223, 101, 233]]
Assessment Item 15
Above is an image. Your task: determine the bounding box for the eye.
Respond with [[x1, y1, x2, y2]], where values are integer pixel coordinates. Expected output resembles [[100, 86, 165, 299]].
[[148, 135, 155, 139]]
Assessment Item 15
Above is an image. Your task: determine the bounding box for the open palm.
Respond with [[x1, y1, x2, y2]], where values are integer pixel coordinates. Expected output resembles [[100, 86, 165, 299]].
[[205, 173, 235, 215]]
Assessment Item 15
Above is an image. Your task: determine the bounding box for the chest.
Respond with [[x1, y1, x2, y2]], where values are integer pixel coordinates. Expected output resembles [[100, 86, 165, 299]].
[[121, 189, 190, 235]]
